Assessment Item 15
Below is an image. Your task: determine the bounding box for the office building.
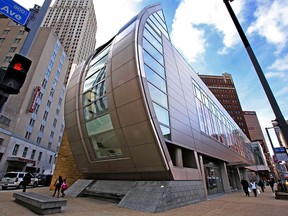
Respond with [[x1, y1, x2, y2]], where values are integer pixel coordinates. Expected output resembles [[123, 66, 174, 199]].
[[0, 16, 68, 176], [42, 0, 97, 84], [243, 111, 274, 177], [199, 73, 250, 139], [54, 4, 256, 212]]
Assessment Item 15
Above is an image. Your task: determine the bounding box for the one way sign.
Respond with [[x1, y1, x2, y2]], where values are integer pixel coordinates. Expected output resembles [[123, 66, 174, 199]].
[[0, 0, 30, 26]]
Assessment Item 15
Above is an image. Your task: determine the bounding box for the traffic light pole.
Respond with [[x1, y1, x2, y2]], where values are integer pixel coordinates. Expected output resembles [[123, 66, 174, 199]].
[[223, 0, 288, 147], [19, 0, 52, 56]]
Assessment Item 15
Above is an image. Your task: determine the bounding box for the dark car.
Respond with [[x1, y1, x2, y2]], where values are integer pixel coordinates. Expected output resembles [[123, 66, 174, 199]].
[[36, 174, 52, 186]]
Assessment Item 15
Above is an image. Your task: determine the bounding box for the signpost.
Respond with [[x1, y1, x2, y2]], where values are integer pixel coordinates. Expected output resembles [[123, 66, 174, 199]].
[[0, 0, 30, 26]]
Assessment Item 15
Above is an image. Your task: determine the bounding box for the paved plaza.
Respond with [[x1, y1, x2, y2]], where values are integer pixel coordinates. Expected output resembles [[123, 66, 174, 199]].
[[0, 186, 286, 216]]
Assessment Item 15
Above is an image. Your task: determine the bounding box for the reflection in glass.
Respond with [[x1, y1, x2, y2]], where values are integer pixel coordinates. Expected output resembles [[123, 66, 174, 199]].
[[86, 114, 113, 136], [90, 130, 123, 159], [148, 83, 168, 108], [153, 102, 169, 126], [143, 50, 165, 78], [84, 97, 108, 121], [144, 64, 166, 92]]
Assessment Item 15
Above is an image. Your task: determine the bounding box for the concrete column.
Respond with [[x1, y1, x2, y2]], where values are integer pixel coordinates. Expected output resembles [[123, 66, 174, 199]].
[[198, 154, 208, 196], [220, 162, 231, 193], [175, 148, 183, 167]]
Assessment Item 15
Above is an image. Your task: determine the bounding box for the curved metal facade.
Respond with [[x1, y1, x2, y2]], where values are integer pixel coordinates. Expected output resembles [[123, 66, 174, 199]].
[[65, 4, 252, 181]]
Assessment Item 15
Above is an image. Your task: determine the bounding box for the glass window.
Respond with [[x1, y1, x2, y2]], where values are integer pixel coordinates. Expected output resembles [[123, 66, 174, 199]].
[[30, 149, 36, 160], [160, 125, 171, 140], [83, 97, 108, 121], [143, 50, 165, 78], [89, 130, 123, 159], [38, 152, 42, 161], [83, 81, 106, 106], [22, 147, 28, 157], [143, 28, 163, 53], [84, 67, 106, 92], [86, 114, 113, 136], [143, 38, 163, 65], [12, 144, 19, 155], [144, 23, 162, 43], [153, 102, 169, 126], [148, 83, 168, 108], [144, 64, 166, 92], [87, 45, 110, 69]]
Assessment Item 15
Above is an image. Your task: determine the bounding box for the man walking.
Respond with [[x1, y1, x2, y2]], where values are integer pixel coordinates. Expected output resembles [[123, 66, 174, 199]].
[[241, 177, 250, 196]]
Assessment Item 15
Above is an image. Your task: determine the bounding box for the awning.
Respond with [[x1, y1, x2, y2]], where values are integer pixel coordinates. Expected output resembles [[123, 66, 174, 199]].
[[7, 156, 36, 165]]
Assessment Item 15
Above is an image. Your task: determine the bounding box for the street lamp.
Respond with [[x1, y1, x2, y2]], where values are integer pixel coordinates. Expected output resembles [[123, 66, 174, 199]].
[[223, 0, 288, 147]]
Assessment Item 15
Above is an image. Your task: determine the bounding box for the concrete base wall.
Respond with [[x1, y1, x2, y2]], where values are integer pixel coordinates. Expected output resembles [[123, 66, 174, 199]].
[[79, 180, 206, 213]]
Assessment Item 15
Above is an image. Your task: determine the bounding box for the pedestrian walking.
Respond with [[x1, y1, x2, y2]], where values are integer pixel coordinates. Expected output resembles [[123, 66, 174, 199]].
[[258, 179, 265, 192], [52, 176, 63, 198], [250, 180, 258, 197], [61, 178, 68, 197], [269, 178, 275, 192], [22, 173, 32, 192], [241, 177, 250, 196]]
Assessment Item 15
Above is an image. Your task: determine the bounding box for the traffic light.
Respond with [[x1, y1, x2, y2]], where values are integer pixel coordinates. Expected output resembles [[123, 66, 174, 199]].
[[0, 54, 32, 94]]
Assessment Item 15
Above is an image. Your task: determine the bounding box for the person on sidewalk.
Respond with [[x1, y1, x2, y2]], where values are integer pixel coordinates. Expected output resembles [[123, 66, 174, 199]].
[[52, 176, 63, 198], [241, 177, 250, 196], [61, 178, 68, 197], [22, 173, 32, 192], [258, 179, 265, 192], [250, 180, 258, 197], [269, 178, 275, 192]]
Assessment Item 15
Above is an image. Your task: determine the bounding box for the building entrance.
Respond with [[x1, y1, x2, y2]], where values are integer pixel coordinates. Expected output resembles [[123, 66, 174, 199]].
[[203, 159, 224, 195]]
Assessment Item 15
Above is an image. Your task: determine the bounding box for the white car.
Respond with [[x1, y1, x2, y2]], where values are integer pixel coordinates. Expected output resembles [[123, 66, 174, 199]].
[[0, 172, 38, 190]]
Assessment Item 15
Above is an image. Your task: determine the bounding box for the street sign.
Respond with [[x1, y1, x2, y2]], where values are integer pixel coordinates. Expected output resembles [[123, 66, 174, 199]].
[[0, 0, 30, 26]]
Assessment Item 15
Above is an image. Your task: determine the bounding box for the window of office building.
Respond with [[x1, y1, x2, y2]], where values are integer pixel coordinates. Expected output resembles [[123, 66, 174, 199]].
[[22, 147, 28, 158], [142, 10, 170, 140], [31, 150, 36, 159], [12, 144, 19, 156]]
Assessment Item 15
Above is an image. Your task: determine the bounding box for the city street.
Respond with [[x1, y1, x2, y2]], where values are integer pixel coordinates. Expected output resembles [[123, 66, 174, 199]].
[[0, 186, 287, 216]]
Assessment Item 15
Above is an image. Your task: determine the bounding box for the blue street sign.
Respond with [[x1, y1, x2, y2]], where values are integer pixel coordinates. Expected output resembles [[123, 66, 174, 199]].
[[0, 0, 30, 26]]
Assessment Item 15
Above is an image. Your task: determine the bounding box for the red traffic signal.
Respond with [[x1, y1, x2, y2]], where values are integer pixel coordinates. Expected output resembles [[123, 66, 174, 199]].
[[0, 54, 32, 94]]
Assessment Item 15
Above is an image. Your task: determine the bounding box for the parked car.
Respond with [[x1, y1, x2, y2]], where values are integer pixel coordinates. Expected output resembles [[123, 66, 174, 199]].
[[36, 174, 52, 186], [0, 172, 39, 190]]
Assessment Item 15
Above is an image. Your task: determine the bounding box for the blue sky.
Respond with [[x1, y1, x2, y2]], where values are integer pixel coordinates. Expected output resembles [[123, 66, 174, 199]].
[[15, 0, 288, 152]]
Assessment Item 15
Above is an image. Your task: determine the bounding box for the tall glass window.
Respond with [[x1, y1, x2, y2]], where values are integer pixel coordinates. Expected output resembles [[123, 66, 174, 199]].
[[192, 78, 248, 157], [142, 10, 171, 140], [82, 43, 123, 160]]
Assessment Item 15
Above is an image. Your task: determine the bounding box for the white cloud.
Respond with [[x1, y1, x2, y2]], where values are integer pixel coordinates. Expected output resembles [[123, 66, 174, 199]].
[[247, 0, 288, 52], [93, 0, 141, 47], [275, 86, 288, 97], [170, 0, 246, 63], [268, 55, 288, 71], [265, 71, 286, 79]]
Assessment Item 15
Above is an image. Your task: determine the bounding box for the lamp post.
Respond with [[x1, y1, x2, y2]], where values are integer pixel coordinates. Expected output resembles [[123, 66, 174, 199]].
[[223, 0, 288, 147]]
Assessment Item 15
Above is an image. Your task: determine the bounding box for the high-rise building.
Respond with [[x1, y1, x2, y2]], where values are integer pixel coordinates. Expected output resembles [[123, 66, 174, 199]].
[[199, 73, 250, 139], [42, 0, 97, 84], [244, 111, 275, 176], [0, 16, 68, 176], [54, 4, 256, 212]]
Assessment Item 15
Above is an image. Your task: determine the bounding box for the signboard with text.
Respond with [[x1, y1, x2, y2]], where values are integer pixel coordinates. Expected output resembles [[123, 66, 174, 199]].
[[0, 0, 30, 26]]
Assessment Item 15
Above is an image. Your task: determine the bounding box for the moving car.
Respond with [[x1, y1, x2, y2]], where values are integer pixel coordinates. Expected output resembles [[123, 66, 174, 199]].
[[0, 172, 38, 190]]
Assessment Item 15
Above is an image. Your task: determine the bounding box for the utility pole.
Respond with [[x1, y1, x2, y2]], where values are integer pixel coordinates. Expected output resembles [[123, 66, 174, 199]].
[[223, 0, 288, 147]]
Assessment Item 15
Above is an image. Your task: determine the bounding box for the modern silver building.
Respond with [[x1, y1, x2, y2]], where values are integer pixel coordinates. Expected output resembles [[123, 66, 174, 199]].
[[64, 4, 254, 212], [0, 16, 68, 176], [42, 0, 97, 84]]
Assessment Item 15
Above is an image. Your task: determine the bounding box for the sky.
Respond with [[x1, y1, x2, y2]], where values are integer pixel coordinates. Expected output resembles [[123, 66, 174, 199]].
[[13, 0, 288, 155]]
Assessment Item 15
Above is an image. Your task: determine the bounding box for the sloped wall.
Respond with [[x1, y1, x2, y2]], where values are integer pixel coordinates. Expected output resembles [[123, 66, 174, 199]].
[[50, 130, 83, 190]]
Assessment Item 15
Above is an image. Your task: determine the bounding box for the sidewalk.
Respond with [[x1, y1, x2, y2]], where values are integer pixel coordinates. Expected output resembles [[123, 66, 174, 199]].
[[0, 186, 286, 216]]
